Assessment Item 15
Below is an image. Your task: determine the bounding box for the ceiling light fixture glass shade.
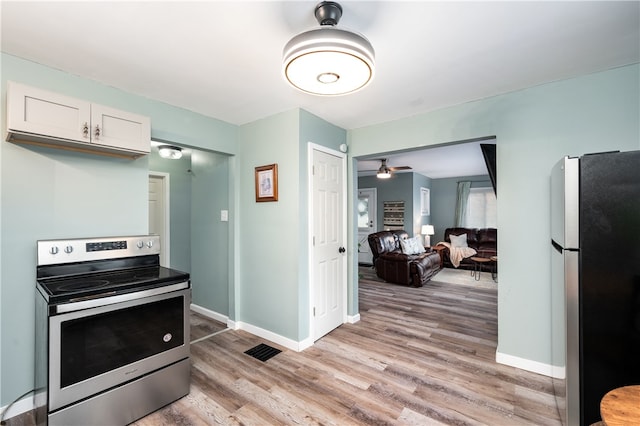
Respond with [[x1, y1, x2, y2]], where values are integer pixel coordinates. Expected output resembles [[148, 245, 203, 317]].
[[376, 166, 391, 179], [283, 2, 375, 96], [158, 145, 183, 160]]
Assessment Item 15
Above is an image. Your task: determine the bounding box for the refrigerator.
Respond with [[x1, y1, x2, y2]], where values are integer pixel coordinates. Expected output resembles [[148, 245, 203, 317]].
[[550, 150, 640, 425]]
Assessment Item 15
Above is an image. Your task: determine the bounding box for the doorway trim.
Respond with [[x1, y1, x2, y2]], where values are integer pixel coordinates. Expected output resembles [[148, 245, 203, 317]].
[[149, 171, 171, 267], [306, 142, 348, 348], [357, 187, 377, 265]]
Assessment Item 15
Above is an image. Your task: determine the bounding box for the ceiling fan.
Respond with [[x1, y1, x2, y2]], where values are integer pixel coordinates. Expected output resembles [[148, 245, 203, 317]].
[[363, 159, 412, 179]]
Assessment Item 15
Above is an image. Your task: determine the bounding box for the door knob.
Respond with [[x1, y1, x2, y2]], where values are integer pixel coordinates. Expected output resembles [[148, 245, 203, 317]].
[[338, 247, 346, 253]]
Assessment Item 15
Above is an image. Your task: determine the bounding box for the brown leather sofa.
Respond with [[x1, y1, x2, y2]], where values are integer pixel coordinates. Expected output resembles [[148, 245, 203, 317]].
[[367, 230, 442, 287], [437, 227, 497, 270]]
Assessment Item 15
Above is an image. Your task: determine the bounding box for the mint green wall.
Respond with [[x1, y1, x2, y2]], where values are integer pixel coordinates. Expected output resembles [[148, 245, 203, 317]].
[[191, 150, 230, 314], [236, 109, 346, 341], [298, 110, 347, 331], [348, 64, 640, 366], [430, 175, 491, 243], [237, 110, 300, 339], [149, 149, 192, 272], [0, 54, 236, 407], [149, 147, 231, 314]]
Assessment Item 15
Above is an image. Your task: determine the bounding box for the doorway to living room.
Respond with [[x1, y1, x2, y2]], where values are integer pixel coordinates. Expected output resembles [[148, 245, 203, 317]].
[[355, 137, 497, 288]]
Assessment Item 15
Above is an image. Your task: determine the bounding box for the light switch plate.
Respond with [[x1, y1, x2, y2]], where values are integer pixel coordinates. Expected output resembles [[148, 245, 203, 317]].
[[221, 210, 228, 221]]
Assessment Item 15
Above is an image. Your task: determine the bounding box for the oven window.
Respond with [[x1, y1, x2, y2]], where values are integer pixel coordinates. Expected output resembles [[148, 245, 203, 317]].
[[60, 296, 184, 388]]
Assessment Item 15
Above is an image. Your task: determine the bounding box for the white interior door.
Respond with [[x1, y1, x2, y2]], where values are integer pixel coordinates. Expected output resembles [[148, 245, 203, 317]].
[[149, 173, 170, 266], [311, 146, 346, 341], [357, 188, 377, 265]]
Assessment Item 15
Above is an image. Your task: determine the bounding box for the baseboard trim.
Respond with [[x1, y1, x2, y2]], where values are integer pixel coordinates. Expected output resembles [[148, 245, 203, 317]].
[[188, 307, 300, 351], [0, 391, 38, 421], [496, 351, 561, 378], [191, 304, 353, 352], [551, 365, 566, 379], [190, 303, 228, 324], [235, 321, 306, 352]]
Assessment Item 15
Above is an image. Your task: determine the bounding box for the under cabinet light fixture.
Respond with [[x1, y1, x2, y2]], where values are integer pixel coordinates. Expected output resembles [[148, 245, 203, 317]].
[[158, 145, 183, 160]]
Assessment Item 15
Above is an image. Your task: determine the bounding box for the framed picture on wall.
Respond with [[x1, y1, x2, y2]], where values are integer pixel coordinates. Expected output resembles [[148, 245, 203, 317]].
[[255, 163, 278, 202], [420, 187, 430, 216]]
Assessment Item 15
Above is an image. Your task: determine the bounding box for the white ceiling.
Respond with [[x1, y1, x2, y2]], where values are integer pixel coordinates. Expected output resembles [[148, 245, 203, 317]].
[[1, 1, 638, 177], [357, 140, 492, 179]]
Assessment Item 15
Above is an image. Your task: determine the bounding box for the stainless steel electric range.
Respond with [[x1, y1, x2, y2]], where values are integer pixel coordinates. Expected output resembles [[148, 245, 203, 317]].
[[35, 235, 191, 426]]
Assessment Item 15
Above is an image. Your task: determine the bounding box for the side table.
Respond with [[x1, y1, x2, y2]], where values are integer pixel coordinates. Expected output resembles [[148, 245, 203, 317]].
[[600, 385, 640, 425], [470, 256, 492, 281], [430, 245, 446, 268], [490, 255, 498, 282]]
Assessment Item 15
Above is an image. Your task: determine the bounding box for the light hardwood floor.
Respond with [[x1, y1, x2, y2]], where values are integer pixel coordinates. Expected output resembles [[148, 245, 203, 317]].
[[6, 268, 561, 425], [135, 267, 561, 425]]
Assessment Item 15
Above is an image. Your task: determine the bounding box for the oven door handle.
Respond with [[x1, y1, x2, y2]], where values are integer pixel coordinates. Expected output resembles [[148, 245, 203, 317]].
[[53, 281, 190, 314]]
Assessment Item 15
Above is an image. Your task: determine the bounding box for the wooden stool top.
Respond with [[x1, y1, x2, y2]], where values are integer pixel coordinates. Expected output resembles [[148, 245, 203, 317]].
[[600, 385, 640, 425]]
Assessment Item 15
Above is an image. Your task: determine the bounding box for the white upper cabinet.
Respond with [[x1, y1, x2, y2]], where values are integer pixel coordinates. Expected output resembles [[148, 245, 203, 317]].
[[6, 81, 150, 157], [90, 104, 150, 153], [7, 82, 91, 143]]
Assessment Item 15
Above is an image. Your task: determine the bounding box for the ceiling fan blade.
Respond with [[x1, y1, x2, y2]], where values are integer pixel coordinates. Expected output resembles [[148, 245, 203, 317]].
[[388, 166, 412, 171]]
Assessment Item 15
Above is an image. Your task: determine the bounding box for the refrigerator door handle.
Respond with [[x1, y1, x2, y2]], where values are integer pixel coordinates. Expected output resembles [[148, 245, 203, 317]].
[[565, 250, 580, 426]]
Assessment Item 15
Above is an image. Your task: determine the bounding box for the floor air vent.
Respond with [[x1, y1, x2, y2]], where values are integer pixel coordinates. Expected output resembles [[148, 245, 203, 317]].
[[244, 343, 281, 362]]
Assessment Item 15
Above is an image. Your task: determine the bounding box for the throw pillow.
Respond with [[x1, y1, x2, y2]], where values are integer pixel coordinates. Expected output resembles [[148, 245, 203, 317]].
[[411, 237, 427, 254], [400, 236, 426, 255], [450, 233, 468, 248]]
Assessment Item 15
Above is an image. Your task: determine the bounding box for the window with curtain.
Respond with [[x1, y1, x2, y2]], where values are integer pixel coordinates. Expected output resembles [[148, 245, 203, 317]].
[[463, 187, 497, 228], [454, 181, 471, 227]]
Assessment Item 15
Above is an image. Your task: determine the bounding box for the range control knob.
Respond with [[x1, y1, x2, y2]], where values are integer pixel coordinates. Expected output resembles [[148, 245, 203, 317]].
[[49, 246, 59, 255], [64, 245, 73, 254], [137, 241, 144, 249], [146, 240, 154, 248]]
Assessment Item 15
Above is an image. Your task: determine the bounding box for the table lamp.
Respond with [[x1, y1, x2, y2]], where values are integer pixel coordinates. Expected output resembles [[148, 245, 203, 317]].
[[421, 225, 435, 247]]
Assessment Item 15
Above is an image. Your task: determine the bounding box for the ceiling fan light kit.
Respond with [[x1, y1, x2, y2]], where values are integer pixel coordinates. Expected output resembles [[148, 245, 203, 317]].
[[283, 1, 375, 96], [364, 158, 412, 178], [376, 168, 391, 179]]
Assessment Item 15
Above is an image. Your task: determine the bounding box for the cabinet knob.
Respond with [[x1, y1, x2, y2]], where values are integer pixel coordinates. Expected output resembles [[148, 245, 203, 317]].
[[94, 124, 101, 139], [82, 122, 89, 138]]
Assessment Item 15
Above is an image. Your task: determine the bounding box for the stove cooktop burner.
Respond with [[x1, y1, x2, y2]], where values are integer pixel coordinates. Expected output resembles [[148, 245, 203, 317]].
[[37, 265, 190, 304], [56, 280, 110, 292]]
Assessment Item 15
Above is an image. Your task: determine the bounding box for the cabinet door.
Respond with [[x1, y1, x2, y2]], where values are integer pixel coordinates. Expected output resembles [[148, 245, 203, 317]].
[[91, 105, 151, 153], [7, 81, 91, 143]]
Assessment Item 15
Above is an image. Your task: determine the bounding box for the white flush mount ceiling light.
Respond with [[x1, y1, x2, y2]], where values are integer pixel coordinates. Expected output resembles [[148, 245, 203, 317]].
[[283, 1, 375, 96], [158, 145, 183, 160]]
